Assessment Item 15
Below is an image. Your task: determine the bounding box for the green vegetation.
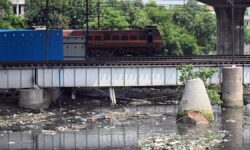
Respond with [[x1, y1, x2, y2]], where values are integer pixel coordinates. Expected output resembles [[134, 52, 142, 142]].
[[0, 0, 27, 29], [244, 26, 250, 44], [177, 109, 214, 121], [178, 64, 223, 105], [141, 0, 214, 55]]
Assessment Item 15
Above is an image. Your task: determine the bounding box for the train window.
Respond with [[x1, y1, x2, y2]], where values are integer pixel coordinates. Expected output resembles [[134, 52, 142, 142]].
[[130, 36, 137, 40], [104, 36, 110, 40], [112, 35, 119, 40], [94, 36, 102, 41], [121, 36, 128, 40], [139, 35, 146, 40], [87, 36, 92, 41]]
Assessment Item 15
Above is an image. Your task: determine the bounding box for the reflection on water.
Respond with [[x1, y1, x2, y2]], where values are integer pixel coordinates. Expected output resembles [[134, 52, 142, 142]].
[[0, 105, 250, 149], [213, 107, 250, 150], [221, 108, 243, 149]]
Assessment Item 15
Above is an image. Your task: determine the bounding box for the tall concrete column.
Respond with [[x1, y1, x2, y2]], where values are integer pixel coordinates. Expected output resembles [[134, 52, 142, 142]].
[[214, 6, 246, 55], [222, 66, 243, 107]]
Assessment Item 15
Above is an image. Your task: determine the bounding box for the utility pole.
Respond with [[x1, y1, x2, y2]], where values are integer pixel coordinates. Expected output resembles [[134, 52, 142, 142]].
[[97, 0, 100, 29], [85, 0, 89, 58], [231, 0, 235, 65]]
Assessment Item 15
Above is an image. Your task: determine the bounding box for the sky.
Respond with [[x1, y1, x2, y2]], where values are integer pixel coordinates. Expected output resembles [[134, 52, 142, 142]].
[[142, 0, 189, 5], [142, 0, 250, 15]]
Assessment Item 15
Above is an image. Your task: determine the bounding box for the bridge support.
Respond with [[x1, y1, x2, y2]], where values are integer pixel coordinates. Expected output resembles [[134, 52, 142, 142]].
[[109, 87, 116, 106], [222, 66, 243, 107], [215, 6, 246, 55], [177, 78, 214, 122], [18, 89, 51, 110]]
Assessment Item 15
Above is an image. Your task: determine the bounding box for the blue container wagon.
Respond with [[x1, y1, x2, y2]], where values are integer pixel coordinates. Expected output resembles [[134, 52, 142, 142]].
[[0, 29, 64, 62]]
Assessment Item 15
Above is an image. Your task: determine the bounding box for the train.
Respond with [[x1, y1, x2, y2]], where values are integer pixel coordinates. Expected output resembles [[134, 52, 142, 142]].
[[64, 26, 163, 57], [0, 27, 163, 61]]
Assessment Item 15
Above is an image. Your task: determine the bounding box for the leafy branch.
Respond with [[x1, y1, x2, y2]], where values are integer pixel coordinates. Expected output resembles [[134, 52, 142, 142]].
[[178, 64, 222, 105]]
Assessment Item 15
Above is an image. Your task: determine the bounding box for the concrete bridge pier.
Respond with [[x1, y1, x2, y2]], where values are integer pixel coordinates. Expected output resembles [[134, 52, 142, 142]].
[[198, 0, 249, 55], [18, 88, 62, 109], [19, 89, 51, 110], [215, 6, 246, 55], [222, 66, 243, 107]]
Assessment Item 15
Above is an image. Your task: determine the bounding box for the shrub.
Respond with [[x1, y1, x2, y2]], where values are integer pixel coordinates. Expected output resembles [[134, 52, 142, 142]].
[[178, 64, 222, 105]]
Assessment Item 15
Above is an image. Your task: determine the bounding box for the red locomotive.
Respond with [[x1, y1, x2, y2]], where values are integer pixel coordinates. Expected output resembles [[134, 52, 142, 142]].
[[63, 26, 163, 57]]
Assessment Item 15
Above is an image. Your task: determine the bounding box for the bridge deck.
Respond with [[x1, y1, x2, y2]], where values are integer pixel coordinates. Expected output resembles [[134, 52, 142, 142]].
[[1, 64, 250, 89]]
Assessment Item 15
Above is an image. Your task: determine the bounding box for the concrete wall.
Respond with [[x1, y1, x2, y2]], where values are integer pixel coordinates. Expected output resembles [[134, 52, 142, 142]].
[[11, 0, 26, 17]]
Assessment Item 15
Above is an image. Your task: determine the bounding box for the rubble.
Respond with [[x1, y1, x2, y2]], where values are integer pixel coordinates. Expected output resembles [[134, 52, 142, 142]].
[[177, 111, 209, 124], [139, 127, 226, 150], [0, 94, 172, 132]]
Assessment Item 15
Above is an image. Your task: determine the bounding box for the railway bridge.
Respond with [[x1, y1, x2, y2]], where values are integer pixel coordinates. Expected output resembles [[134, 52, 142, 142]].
[[1, 56, 250, 108], [1, 56, 249, 90], [198, 0, 250, 55]]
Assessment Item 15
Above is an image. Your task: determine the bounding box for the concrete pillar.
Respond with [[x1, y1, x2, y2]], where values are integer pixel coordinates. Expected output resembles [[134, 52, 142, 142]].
[[19, 89, 50, 109], [222, 66, 243, 107], [214, 6, 246, 55], [109, 87, 116, 106], [177, 78, 214, 121]]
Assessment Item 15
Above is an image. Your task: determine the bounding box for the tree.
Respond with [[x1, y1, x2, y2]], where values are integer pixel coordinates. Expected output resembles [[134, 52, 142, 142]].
[[170, 0, 216, 54], [89, 6, 129, 28], [25, 0, 142, 29], [25, 0, 74, 28], [131, 9, 151, 27], [89, 0, 144, 28], [0, 0, 27, 29], [179, 34, 200, 55], [0, 0, 12, 18], [244, 25, 250, 44], [142, 1, 200, 56]]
